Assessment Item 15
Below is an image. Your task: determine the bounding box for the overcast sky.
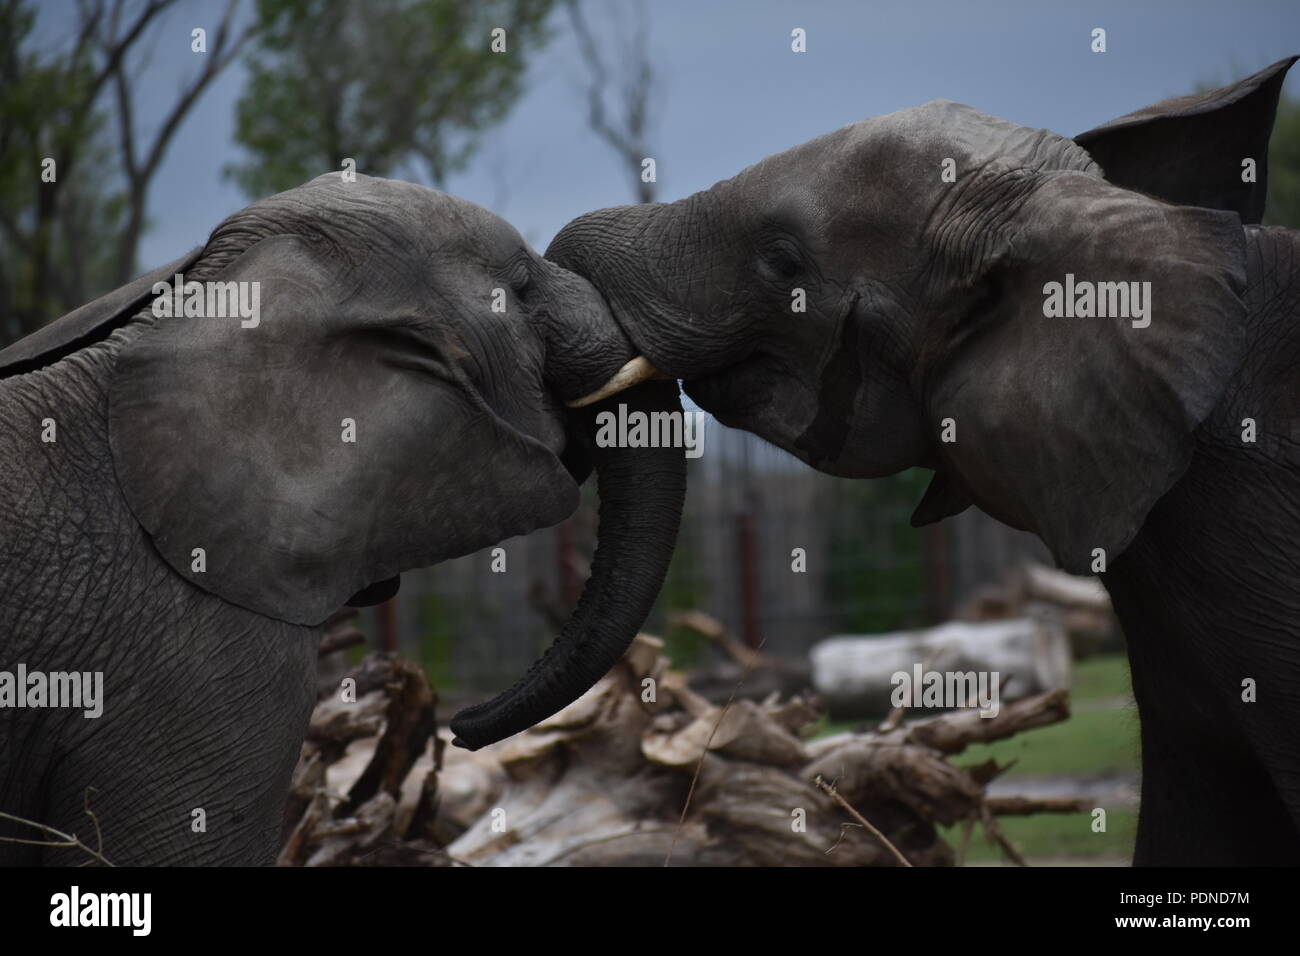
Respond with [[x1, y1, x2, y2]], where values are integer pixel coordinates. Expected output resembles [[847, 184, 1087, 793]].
[[35, 0, 1300, 267]]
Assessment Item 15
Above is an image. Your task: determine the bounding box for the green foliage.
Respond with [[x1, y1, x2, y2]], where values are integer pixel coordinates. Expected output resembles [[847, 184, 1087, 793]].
[[0, 0, 127, 340], [226, 0, 556, 198], [824, 467, 931, 634], [1266, 93, 1300, 229], [660, 533, 707, 667], [417, 586, 458, 690]]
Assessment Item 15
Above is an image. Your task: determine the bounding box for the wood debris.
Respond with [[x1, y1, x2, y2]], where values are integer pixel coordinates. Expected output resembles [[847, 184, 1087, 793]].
[[280, 630, 1083, 866]]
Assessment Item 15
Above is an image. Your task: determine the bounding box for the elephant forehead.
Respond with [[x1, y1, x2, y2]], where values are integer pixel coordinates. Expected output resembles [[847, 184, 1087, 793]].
[[242, 172, 524, 264], [751, 101, 1101, 197]]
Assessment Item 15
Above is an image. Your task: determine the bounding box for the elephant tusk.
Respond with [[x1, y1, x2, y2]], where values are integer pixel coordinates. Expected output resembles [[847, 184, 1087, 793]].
[[566, 356, 670, 407]]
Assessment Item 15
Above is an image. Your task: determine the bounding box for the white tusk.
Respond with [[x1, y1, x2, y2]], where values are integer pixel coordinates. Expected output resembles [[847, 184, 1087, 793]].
[[566, 356, 670, 408]]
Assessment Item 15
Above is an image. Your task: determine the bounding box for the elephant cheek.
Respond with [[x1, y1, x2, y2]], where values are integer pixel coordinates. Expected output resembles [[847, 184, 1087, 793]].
[[684, 365, 819, 462]]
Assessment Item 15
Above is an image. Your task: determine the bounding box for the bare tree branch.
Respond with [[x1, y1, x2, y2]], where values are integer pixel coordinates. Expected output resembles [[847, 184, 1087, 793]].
[[107, 0, 253, 280], [565, 0, 658, 203], [10, 0, 178, 338]]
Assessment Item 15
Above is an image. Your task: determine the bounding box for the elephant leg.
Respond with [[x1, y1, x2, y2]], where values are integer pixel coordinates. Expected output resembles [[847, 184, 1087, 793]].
[[1125, 625, 1300, 865], [0, 711, 54, 865], [38, 624, 317, 866], [1193, 629, 1300, 859], [1130, 698, 1298, 865]]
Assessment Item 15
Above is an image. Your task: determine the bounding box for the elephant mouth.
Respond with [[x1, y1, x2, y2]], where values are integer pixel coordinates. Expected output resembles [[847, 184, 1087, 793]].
[[557, 414, 595, 485], [684, 350, 866, 478], [561, 287, 825, 473], [682, 365, 756, 419]]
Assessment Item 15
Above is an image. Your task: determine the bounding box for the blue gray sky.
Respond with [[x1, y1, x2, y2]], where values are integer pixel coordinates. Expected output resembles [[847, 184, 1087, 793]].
[[36, 0, 1300, 267]]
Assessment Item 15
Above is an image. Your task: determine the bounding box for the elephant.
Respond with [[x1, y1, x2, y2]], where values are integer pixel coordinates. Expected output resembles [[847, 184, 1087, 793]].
[[0, 172, 685, 865], [548, 57, 1300, 865]]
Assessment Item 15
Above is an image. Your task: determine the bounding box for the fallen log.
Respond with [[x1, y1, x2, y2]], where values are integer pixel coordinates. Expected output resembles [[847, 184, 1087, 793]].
[[958, 562, 1122, 658], [810, 619, 1072, 718], [281, 633, 1090, 866], [279, 653, 446, 867]]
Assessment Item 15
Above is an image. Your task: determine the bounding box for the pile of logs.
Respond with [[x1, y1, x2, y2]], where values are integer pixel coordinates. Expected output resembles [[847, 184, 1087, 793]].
[[278, 648, 449, 867], [957, 562, 1121, 658], [280, 619, 1085, 866], [810, 616, 1072, 718]]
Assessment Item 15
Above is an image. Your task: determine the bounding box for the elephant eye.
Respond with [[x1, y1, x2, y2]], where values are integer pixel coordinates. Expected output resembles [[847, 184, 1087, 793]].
[[759, 242, 802, 282], [969, 272, 1003, 318], [953, 271, 1004, 335]]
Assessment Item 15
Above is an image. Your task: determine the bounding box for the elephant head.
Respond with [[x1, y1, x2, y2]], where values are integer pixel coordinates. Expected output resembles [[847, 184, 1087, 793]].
[[0, 173, 685, 751], [548, 57, 1295, 575]]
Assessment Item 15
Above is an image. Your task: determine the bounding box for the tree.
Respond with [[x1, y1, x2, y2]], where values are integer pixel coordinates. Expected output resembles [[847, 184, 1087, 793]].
[[0, 0, 113, 342], [104, 0, 252, 284], [0, 0, 251, 346], [225, 0, 555, 198], [565, 0, 659, 203]]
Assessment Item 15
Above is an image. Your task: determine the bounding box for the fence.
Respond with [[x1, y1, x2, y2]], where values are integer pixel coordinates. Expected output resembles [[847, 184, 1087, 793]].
[[357, 416, 1049, 702]]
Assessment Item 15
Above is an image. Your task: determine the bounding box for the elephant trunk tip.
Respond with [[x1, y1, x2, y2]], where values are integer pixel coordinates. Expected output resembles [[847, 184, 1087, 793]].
[[445, 379, 687, 753]]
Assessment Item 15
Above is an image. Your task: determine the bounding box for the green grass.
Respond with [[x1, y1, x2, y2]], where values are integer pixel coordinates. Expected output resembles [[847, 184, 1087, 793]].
[[959, 705, 1139, 778], [957, 654, 1139, 779], [1070, 653, 1135, 704], [955, 654, 1139, 862], [940, 809, 1137, 863]]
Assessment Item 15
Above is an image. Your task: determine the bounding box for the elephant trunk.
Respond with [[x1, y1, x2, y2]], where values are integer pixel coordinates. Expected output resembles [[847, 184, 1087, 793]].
[[449, 378, 686, 750], [547, 194, 730, 382]]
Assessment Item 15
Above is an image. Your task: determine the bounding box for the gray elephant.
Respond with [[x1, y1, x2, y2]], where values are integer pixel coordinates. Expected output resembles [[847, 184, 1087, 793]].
[[0, 173, 685, 865], [549, 58, 1300, 865]]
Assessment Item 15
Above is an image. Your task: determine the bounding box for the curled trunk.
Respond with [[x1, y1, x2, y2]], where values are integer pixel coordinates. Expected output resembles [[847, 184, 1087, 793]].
[[449, 379, 687, 750]]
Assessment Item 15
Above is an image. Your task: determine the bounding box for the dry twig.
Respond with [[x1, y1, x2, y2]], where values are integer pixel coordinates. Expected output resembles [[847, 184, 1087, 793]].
[[985, 795, 1090, 816], [978, 801, 1029, 866], [664, 638, 766, 866], [813, 775, 912, 866], [0, 788, 114, 867]]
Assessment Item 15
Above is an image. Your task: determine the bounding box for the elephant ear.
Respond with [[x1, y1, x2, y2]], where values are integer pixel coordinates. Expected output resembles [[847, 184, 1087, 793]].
[[910, 468, 972, 527], [0, 249, 202, 376], [922, 173, 1247, 573], [1074, 56, 1296, 223], [109, 233, 577, 626]]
